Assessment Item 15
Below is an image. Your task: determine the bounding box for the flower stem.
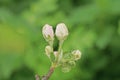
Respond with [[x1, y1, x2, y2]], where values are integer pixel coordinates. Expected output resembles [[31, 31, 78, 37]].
[[58, 40, 63, 53]]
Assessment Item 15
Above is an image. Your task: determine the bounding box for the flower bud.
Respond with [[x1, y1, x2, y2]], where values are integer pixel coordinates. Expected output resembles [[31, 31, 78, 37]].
[[53, 51, 58, 57], [72, 50, 81, 60], [45, 45, 53, 58], [68, 61, 76, 67], [55, 23, 69, 41], [42, 24, 54, 42]]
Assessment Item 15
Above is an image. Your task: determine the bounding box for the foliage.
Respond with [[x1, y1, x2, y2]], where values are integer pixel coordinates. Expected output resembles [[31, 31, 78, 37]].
[[0, 0, 120, 80]]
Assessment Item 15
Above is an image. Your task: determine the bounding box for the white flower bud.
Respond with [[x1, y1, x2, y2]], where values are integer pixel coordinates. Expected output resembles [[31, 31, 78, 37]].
[[45, 45, 53, 58], [53, 51, 58, 57], [55, 23, 69, 41], [72, 50, 81, 60], [42, 24, 54, 42]]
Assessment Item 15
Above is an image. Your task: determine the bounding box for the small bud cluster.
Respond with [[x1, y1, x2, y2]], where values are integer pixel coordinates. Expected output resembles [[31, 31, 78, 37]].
[[42, 23, 82, 72]]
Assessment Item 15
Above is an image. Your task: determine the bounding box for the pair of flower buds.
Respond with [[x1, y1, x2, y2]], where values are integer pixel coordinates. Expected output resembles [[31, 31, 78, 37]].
[[42, 23, 68, 43], [42, 23, 81, 64]]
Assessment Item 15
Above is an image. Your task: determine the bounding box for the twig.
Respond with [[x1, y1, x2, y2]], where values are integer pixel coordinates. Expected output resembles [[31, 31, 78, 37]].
[[42, 66, 55, 80], [35, 74, 40, 80], [35, 66, 55, 80]]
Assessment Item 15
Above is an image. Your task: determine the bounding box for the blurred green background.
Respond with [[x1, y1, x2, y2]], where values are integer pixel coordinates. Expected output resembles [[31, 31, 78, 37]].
[[0, 0, 120, 80]]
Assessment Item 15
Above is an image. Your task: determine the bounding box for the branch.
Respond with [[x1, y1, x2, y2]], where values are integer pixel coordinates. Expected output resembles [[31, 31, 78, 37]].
[[42, 66, 55, 80], [35, 66, 55, 80], [35, 74, 40, 80]]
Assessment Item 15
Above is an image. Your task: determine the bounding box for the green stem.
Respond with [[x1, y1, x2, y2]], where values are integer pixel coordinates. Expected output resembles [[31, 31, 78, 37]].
[[58, 40, 63, 53], [54, 40, 64, 65]]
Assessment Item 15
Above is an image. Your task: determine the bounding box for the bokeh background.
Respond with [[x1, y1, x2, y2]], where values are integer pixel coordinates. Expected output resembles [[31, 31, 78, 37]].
[[0, 0, 120, 80]]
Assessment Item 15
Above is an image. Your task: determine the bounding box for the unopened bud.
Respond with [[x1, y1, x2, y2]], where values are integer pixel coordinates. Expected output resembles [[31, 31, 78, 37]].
[[55, 23, 69, 41], [53, 51, 58, 57], [42, 24, 54, 42], [45, 46, 53, 58], [72, 50, 81, 60]]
